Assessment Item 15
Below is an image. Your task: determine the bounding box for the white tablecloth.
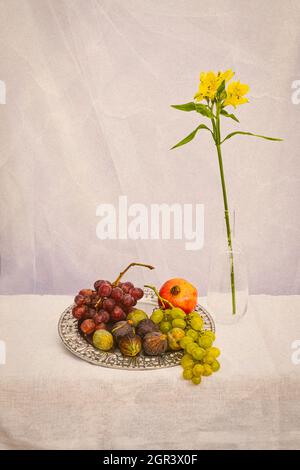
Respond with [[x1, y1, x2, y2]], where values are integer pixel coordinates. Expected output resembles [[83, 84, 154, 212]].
[[0, 295, 300, 450]]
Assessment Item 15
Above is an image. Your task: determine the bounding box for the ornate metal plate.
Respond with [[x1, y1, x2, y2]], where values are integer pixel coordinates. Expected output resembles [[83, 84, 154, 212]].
[[58, 287, 215, 370]]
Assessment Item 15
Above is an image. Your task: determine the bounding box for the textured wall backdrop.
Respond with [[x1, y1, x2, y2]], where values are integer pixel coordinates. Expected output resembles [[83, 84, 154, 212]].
[[0, 0, 299, 294]]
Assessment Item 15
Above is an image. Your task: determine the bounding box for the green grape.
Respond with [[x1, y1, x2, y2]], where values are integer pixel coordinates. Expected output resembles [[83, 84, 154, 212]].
[[180, 355, 194, 369], [202, 364, 213, 376], [192, 376, 202, 385], [179, 336, 194, 349], [192, 364, 204, 377], [211, 360, 220, 372], [150, 309, 164, 325], [172, 318, 186, 329], [160, 321, 172, 333], [183, 368, 193, 380], [202, 330, 216, 341], [189, 311, 199, 318], [198, 335, 213, 349], [182, 353, 193, 361], [181, 353, 194, 367], [209, 346, 220, 358], [186, 342, 198, 355], [186, 329, 198, 341], [170, 308, 186, 320], [203, 353, 215, 364], [190, 316, 204, 331], [163, 309, 173, 321], [192, 347, 206, 361]]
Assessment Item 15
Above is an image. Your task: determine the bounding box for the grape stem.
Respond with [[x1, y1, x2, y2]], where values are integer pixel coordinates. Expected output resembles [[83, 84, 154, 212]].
[[144, 284, 176, 309], [113, 262, 155, 286], [94, 296, 103, 310]]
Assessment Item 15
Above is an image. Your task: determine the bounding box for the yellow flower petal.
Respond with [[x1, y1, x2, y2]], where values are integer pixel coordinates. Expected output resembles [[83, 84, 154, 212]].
[[222, 69, 235, 82], [224, 80, 249, 107], [218, 69, 235, 85], [195, 70, 245, 104]]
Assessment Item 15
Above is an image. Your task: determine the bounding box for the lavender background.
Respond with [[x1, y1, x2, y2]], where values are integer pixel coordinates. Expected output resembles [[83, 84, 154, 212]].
[[0, 0, 299, 295]]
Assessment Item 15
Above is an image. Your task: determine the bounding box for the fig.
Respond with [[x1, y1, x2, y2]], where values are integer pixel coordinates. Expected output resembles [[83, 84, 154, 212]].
[[111, 320, 135, 341], [143, 332, 168, 356], [118, 335, 142, 357], [167, 327, 185, 351], [136, 319, 159, 338], [92, 329, 113, 351], [127, 309, 148, 327]]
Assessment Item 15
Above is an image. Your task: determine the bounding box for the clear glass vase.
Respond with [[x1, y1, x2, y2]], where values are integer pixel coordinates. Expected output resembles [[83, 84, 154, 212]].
[[207, 211, 248, 324]]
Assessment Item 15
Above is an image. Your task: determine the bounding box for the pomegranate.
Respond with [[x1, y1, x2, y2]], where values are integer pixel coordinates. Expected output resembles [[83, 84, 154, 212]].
[[159, 278, 198, 314]]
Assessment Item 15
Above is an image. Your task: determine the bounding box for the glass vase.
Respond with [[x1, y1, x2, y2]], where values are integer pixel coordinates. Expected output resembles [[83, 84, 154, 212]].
[[207, 211, 248, 324]]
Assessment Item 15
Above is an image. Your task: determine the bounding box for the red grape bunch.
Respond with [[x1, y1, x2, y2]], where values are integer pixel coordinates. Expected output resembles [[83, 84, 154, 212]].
[[71, 263, 154, 337]]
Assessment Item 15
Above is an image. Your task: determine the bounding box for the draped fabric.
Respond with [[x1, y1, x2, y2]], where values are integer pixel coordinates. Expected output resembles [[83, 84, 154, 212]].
[[1, 294, 300, 449], [0, 0, 299, 294]]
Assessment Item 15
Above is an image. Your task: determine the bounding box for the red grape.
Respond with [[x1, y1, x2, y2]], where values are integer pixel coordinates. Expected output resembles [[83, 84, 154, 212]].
[[102, 298, 116, 312], [94, 280, 105, 290], [98, 283, 112, 297], [124, 281, 134, 288], [79, 289, 94, 297], [84, 296, 93, 306], [131, 287, 144, 300], [80, 319, 95, 334], [75, 279, 144, 327], [90, 293, 100, 307], [72, 305, 88, 320], [87, 308, 97, 319], [122, 281, 134, 293], [95, 323, 107, 331], [123, 294, 134, 308], [101, 311, 110, 323], [74, 294, 85, 306], [111, 306, 126, 322], [94, 310, 110, 324], [111, 287, 123, 302]]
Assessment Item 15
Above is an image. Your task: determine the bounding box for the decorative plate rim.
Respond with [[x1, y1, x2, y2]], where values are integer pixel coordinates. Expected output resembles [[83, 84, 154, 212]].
[[58, 288, 215, 370]]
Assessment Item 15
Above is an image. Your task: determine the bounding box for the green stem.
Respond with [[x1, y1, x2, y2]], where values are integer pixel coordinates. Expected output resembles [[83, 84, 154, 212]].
[[144, 285, 176, 309], [113, 262, 155, 285], [213, 105, 237, 315]]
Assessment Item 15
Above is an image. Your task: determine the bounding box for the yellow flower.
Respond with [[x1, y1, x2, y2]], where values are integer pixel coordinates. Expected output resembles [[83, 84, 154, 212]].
[[219, 69, 235, 83], [194, 69, 234, 102], [224, 81, 249, 107], [194, 71, 216, 101]]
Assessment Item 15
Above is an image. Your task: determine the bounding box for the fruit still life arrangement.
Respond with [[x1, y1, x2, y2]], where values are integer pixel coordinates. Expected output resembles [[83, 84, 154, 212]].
[[71, 262, 220, 386]]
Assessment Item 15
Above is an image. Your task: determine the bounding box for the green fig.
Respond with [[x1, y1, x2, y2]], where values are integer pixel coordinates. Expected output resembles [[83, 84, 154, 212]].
[[127, 309, 148, 327], [93, 330, 113, 351]]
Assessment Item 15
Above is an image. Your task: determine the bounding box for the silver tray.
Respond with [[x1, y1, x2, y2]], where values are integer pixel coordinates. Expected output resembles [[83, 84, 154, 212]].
[[58, 287, 215, 370]]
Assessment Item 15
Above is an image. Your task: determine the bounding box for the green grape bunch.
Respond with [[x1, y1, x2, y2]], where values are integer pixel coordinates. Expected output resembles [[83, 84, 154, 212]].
[[150, 306, 221, 386]]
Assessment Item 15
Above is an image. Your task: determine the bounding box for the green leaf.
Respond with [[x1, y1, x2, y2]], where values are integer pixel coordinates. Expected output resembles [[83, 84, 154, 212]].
[[220, 109, 240, 123], [171, 124, 212, 150], [195, 103, 213, 118], [171, 102, 196, 112], [221, 131, 283, 144]]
